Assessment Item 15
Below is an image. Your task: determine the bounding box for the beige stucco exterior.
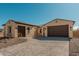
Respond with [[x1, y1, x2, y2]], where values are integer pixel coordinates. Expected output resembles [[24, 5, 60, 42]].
[[3, 20, 16, 37], [40, 19, 74, 38], [2, 19, 75, 39], [3, 20, 39, 38], [0, 30, 3, 37]]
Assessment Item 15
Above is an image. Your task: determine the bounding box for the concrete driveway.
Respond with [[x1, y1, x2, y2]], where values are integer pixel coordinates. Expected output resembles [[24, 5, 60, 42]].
[[0, 37, 69, 56]]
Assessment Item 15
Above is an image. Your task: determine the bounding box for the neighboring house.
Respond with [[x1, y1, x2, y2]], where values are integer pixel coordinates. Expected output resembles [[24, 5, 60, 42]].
[[0, 29, 3, 37], [2, 18, 75, 39]]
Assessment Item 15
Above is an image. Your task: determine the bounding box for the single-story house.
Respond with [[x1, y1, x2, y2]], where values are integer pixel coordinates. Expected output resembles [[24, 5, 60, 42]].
[[2, 18, 75, 39]]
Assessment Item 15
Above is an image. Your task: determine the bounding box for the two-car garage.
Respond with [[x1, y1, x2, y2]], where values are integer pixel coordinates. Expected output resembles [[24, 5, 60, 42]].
[[41, 19, 75, 38], [47, 25, 69, 37]]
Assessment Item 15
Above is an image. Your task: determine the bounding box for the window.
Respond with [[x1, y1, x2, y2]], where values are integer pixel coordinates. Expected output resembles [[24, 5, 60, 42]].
[[7, 26, 12, 37], [40, 29, 42, 33], [8, 26, 12, 33]]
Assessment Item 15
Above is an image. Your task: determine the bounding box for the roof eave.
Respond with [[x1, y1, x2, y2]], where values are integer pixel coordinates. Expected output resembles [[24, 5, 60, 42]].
[[41, 18, 75, 27]]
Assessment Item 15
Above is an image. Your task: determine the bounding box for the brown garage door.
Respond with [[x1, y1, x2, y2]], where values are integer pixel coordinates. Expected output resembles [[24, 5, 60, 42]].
[[48, 25, 68, 37]]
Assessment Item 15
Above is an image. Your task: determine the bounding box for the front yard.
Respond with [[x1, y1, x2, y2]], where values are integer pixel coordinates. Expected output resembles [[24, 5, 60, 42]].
[[0, 38, 26, 49], [0, 37, 69, 56]]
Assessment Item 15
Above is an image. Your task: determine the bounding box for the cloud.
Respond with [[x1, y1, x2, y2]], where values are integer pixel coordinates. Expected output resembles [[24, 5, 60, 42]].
[[73, 26, 79, 30]]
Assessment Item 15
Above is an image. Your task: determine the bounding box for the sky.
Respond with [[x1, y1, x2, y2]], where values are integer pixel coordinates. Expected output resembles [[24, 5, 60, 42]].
[[0, 3, 79, 29]]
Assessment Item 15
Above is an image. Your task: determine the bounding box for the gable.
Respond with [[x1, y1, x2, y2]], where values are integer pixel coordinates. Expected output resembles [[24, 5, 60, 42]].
[[42, 19, 75, 27], [2, 20, 15, 26], [3, 19, 40, 28]]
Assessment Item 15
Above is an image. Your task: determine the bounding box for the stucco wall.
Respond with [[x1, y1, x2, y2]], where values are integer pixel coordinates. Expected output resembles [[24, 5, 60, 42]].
[[3, 20, 16, 37], [3, 20, 39, 38], [41, 20, 74, 38], [0, 31, 3, 37], [16, 23, 38, 38], [3, 19, 74, 38]]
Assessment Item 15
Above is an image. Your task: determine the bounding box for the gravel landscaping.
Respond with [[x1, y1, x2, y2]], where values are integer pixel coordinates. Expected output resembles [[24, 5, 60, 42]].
[[69, 38, 79, 56]]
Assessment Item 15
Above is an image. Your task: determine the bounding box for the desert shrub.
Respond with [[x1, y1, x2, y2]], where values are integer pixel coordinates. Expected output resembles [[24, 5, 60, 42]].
[[73, 30, 79, 38]]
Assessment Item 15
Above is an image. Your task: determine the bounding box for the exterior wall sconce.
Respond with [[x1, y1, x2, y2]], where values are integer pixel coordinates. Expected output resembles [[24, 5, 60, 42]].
[[56, 20, 58, 23]]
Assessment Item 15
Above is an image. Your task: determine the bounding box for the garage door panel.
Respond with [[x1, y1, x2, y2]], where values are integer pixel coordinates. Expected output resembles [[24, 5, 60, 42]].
[[48, 25, 68, 37]]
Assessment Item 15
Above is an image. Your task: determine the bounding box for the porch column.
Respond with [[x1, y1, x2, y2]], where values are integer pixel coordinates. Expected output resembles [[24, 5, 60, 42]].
[[25, 26, 27, 37], [45, 27, 48, 37], [14, 26, 18, 37]]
